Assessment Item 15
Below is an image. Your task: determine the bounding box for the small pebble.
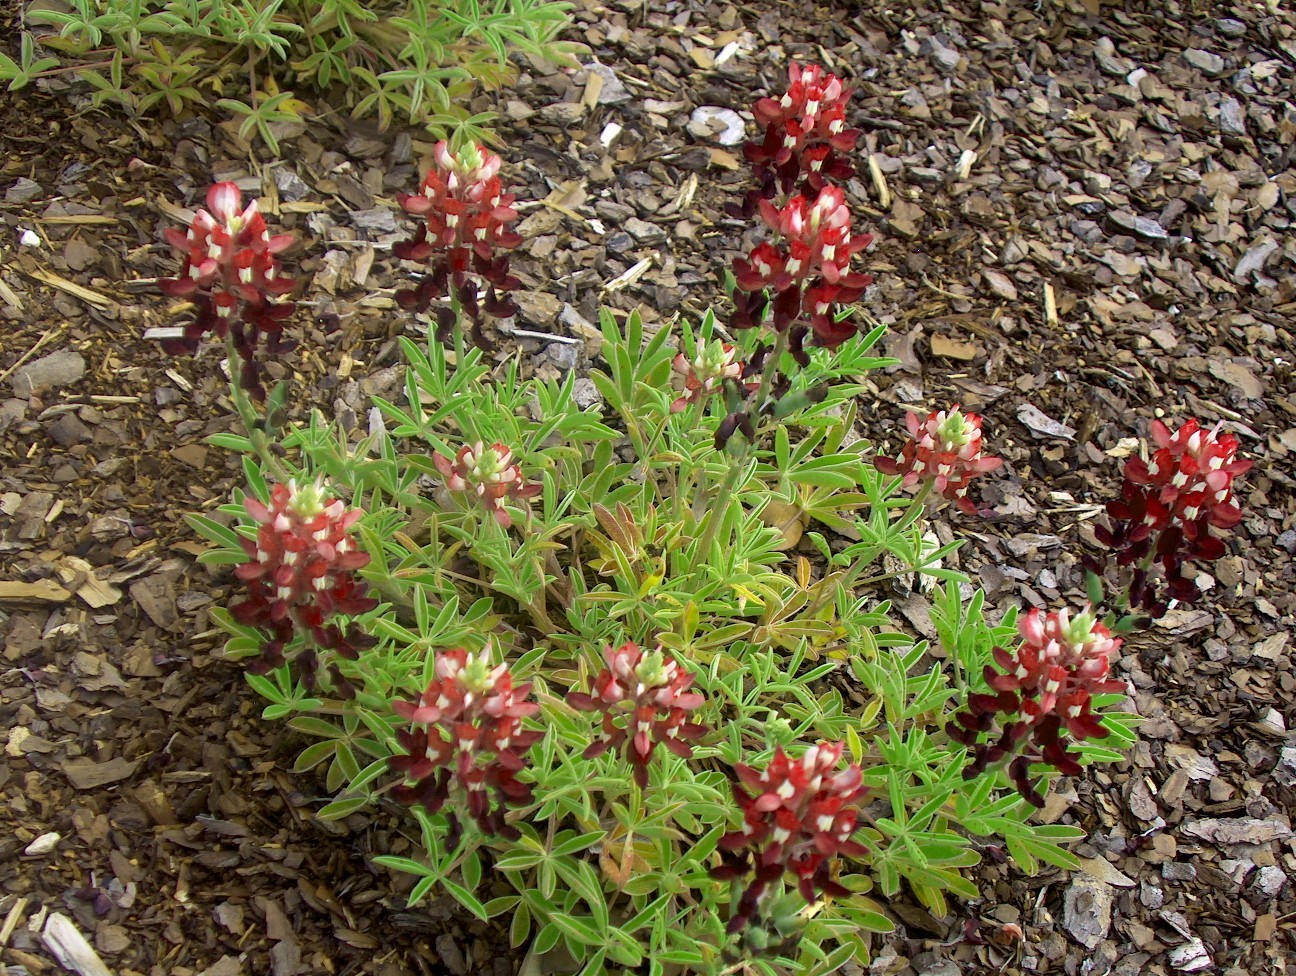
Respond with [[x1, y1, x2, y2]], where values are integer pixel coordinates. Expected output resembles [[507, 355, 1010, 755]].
[[25, 832, 61, 855]]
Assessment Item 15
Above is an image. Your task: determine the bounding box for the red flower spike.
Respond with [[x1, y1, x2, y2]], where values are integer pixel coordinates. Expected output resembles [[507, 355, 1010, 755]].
[[567, 642, 707, 788], [394, 142, 522, 326], [715, 742, 869, 928], [874, 405, 1003, 514], [1092, 418, 1249, 616], [433, 441, 541, 528], [669, 343, 753, 414], [230, 480, 377, 688], [390, 647, 541, 838], [1123, 419, 1251, 531], [744, 62, 861, 197], [158, 181, 297, 398], [731, 188, 874, 351], [755, 188, 872, 289], [949, 606, 1128, 806]]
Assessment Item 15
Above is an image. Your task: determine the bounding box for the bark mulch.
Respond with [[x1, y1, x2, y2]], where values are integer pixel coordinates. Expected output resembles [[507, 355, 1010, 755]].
[[1, 0, 1294, 974]]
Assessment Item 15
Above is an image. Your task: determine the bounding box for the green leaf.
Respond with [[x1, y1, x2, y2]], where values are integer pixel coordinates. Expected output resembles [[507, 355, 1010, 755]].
[[288, 716, 345, 739], [245, 672, 288, 704], [533, 921, 562, 955], [442, 879, 488, 920], [185, 514, 247, 552], [373, 855, 436, 877], [315, 795, 369, 821], [509, 901, 531, 947], [292, 739, 337, 772], [547, 911, 601, 945], [551, 830, 603, 858]]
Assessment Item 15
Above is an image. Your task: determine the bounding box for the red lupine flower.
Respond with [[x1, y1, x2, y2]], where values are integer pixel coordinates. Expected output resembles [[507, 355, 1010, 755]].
[[158, 181, 297, 398], [732, 242, 787, 293], [394, 142, 522, 331], [742, 62, 861, 201], [433, 441, 541, 528], [230, 480, 377, 690], [1122, 419, 1250, 531], [756, 187, 872, 288], [567, 642, 707, 788], [874, 405, 1003, 514], [985, 607, 1125, 735], [669, 343, 752, 413], [753, 63, 857, 153], [730, 188, 873, 356], [390, 647, 542, 838], [713, 741, 869, 932], [949, 606, 1127, 806], [1089, 418, 1250, 618]]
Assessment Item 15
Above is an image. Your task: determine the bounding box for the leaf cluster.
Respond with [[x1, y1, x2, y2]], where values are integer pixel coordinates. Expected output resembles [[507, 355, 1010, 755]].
[[8, 0, 583, 151]]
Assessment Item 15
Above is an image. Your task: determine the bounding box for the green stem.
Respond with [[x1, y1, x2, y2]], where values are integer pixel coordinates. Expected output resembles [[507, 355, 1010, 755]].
[[692, 330, 788, 561], [1101, 544, 1159, 629], [225, 332, 292, 483], [893, 478, 935, 534], [692, 458, 744, 561]]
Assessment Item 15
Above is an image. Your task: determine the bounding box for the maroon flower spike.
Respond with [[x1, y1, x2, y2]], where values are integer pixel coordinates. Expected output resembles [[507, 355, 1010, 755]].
[[874, 405, 1003, 515], [949, 606, 1127, 806], [433, 441, 541, 528], [158, 181, 296, 399], [230, 480, 377, 691], [741, 62, 861, 203], [731, 187, 874, 356], [389, 647, 541, 838], [394, 142, 522, 338], [713, 741, 869, 932], [1090, 418, 1250, 617], [567, 642, 707, 788]]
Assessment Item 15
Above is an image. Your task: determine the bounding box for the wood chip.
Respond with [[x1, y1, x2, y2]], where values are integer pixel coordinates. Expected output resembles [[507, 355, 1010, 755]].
[[41, 913, 112, 976], [0, 579, 73, 604], [60, 757, 141, 790]]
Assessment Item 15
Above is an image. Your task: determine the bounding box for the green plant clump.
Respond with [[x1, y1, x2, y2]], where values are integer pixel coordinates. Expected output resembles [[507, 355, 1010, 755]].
[[6, 0, 582, 149]]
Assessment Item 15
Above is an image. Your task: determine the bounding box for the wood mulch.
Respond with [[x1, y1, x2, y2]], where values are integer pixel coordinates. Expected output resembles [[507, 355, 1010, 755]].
[[1, 0, 1293, 974]]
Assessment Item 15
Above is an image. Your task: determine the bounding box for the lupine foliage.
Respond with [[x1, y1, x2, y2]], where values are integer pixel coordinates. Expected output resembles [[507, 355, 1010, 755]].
[[7, 0, 581, 151], [170, 60, 1250, 976]]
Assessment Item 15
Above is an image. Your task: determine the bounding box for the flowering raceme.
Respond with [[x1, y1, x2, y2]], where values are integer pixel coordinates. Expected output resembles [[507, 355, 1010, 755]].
[[230, 480, 377, 691], [389, 647, 541, 838], [394, 141, 522, 335], [713, 741, 869, 932], [159, 182, 297, 398], [567, 642, 707, 788], [1090, 418, 1250, 616], [731, 186, 874, 356], [434, 441, 541, 528], [1121, 418, 1249, 532], [874, 405, 1003, 514], [949, 606, 1126, 806], [740, 62, 860, 204]]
